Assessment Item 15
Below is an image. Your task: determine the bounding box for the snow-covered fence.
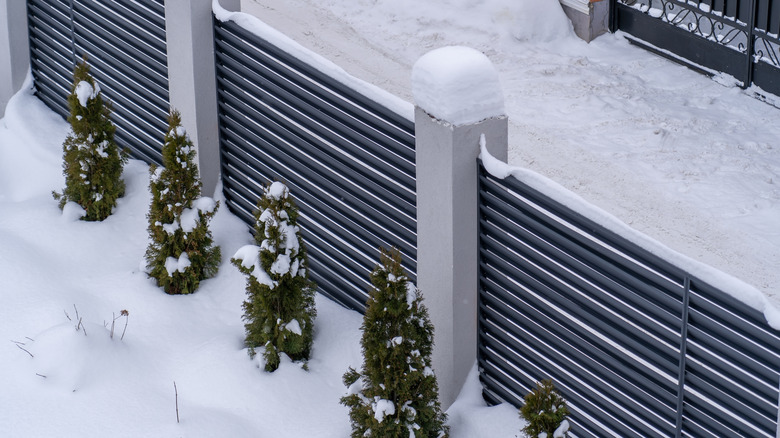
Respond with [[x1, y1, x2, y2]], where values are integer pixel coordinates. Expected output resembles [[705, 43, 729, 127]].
[[212, 7, 417, 313], [477, 145, 780, 436], [23, 0, 170, 165]]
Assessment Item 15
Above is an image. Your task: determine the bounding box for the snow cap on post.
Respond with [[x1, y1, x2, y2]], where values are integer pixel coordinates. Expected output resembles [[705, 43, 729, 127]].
[[412, 46, 505, 126]]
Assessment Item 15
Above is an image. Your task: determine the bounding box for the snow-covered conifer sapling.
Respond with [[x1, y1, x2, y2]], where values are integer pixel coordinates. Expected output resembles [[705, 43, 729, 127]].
[[231, 181, 316, 372], [520, 379, 570, 438], [145, 109, 220, 295], [53, 58, 127, 221], [341, 248, 449, 438]]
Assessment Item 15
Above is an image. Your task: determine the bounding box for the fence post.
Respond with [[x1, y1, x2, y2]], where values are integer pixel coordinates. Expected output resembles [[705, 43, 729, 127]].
[[413, 46, 508, 409], [0, 0, 29, 117], [164, 0, 239, 196]]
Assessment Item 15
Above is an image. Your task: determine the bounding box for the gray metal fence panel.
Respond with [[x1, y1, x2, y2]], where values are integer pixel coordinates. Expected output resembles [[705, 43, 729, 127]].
[[26, 0, 169, 165], [27, 0, 74, 118], [214, 18, 416, 312], [478, 163, 780, 438]]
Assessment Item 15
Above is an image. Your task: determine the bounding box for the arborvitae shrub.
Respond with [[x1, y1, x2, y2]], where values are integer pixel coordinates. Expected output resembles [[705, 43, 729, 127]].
[[341, 248, 449, 438], [520, 379, 570, 438], [231, 181, 316, 372], [145, 109, 220, 295], [53, 58, 127, 221]]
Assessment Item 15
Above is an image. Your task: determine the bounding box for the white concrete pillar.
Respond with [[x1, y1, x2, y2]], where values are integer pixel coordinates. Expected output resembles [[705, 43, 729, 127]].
[[0, 0, 30, 117], [413, 46, 508, 409], [560, 0, 609, 42], [164, 0, 239, 196]]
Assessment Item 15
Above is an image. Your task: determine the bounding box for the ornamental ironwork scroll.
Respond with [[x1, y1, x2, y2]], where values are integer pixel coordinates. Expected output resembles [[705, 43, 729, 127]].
[[619, 0, 750, 54]]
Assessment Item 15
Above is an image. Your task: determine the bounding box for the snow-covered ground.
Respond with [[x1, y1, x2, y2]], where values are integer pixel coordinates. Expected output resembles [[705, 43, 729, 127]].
[[0, 82, 521, 436], [3, 0, 779, 435], [241, 0, 780, 299]]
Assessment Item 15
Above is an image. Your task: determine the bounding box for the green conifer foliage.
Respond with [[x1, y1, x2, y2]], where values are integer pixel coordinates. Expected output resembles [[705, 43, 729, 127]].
[[231, 181, 316, 372], [53, 58, 127, 221], [520, 379, 570, 438], [145, 109, 221, 295], [341, 248, 449, 438]]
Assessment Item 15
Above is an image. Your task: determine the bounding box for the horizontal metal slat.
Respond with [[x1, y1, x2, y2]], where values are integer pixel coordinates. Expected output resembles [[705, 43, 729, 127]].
[[82, 0, 167, 46], [480, 292, 678, 431], [221, 156, 378, 310], [28, 2, 73, 39], [478, 360, 617, 438], [221, 166, 376, 306], [479, 270, 679, 406], [684, 365, 777, 431], [480, 244, 680, 375], [221, 153, 381, 284], [215, 20, 413, 132], [217, 105, 417, 259], [478, 332, 654, 437], [219, 134, 416, 276], [87, 80, 166, 147], [28, 52, 71, 92], [480, 281, 679, 406], [480, 168, 685, 286], [214, 39, 415, 174], [687, 306, 780, 383], [32, 85, 69, 119], [683, 387, 772, 437], [480, 206, 682, 346], [74, 1, 167, 69], [214, 52, 415, 197], [72, 14, 168, 92], [480, 175, 684, 306], [28, 38, 72, 75], [216, 81, 415, 224], [106, 0, 166, 38], [220, 138, 417, 279], [691, 280, 780, 352], [685, 328, 779, 399], [73, 48, 168, 120]]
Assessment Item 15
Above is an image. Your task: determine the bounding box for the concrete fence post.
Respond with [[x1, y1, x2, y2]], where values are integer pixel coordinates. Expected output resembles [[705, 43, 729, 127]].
[[0, 0, 30, 117], [413, 46, 508, 409], [164, 0, 239, 197]]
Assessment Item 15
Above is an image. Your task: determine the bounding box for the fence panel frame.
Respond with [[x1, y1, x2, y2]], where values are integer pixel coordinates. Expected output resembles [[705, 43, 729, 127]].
[[477, 161, 780, 438]]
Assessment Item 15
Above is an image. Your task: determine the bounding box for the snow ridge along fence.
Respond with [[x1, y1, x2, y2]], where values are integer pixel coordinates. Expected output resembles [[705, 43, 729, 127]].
[[26, 0, 169, 164], [213, 17, 417, 312], [477, 163, 780, 437]]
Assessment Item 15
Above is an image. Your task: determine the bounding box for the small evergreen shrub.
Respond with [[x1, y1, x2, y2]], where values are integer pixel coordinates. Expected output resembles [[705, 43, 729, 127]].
[[231, 181, 316, 372], [145, 109, 221, 295], [520, 379, 570, 438], [53, 58, 127, 221], [341, 248, 449, 438]]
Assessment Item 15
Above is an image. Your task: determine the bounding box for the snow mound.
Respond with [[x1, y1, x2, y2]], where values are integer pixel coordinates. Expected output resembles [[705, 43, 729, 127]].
[[412, 46, 505, 125], [21, 320, 130, 393]]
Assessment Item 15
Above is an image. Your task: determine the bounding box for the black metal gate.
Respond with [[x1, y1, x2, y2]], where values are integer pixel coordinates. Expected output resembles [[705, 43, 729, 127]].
[[612, 0, 780, 97], [26, 0, 169, 164]]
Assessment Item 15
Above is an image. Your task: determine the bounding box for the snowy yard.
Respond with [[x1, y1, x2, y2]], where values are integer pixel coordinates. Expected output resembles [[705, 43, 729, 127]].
[[2, 0, 779, 436], [243, 0, 780, 299], [0, 84, 521, 436]]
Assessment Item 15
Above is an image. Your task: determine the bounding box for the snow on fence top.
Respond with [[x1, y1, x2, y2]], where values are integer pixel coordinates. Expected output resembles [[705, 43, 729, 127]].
[[412, 46, 505, 126], [479, 135, 780, 329], [212, 0, 414, 122]]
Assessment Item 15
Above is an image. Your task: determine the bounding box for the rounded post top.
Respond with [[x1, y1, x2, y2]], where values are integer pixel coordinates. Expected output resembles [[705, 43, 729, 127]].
[[412, 46, 505, 126]]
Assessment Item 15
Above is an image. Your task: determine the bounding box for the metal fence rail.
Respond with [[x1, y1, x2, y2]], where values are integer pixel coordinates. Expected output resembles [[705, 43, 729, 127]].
[[214, 18, 417, 312], [26, 0, 169, 165], [477, 163, 780, 437]]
